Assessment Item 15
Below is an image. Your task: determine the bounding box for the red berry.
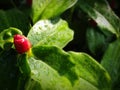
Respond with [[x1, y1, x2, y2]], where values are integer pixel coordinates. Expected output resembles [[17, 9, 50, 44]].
[[109, 0, 116, 9], [88, 19, 97, 27], [26, 0, 32, 6], [14, 34, 31, 54]]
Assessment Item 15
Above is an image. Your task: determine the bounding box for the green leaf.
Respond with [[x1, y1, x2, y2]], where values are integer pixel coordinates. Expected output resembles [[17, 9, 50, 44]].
[[86, 27, 106, 55], [0, 49, 19, 90], [78, 0, 120, 37], [17, 54, 31, 90], [86, 27, 112, 59], [32, 45, 77, 83], [27, 19, 74, 48], [101, 39, 120, 89], [32, 0, 77, 23], [0, 10, 9, 32], [0, 27, 22, 49], [32, 45, 111, 89], [0, 9, 30, 35], [25, 57, 72, 90], [73, 78, 98, 90], [69, 51, 111, 90]]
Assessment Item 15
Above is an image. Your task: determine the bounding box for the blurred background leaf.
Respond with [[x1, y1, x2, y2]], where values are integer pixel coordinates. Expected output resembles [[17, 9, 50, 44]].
[[31, 0, 77, 23], [86, 27, 116, 60], [78, 0, 120, 37], [0, 9, 31, 35], [0, 49, 19, 90], [101, 38, 120, 89]]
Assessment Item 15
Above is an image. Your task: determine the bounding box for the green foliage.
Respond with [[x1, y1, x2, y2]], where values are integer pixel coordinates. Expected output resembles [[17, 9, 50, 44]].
[[0, 9, 30, 35], [101, 39, 120, 89], [86, 27, 107, 56], [0, 0, 120, 90], [0, 49, 19, 90], [78, 0, 120, 37], [32, 0, 77, 23], [27, 19, 74, 48], [0, 27, 22, 49], [69, 52, 111, 89], [26, 45, 111, 90], [86, 27, 114, 59], [26, 56, 72, 90]]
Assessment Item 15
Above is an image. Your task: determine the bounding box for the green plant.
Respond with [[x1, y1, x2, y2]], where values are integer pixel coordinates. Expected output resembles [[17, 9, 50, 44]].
[[0, 0, 120, 90]]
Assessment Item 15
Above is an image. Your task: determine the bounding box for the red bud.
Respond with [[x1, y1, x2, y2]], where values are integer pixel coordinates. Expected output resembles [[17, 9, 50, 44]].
[[14, 34, 31, 54], [109, 0, 117, 9], [26, 0, 32, 6], [88, 19, 97, 27]]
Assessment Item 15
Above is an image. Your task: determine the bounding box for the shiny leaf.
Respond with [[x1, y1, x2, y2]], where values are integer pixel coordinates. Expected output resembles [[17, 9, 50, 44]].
[[32, 45, 111, 89], [27, 19, 74, 48], [32, 0, 77, 23]]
